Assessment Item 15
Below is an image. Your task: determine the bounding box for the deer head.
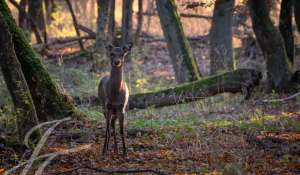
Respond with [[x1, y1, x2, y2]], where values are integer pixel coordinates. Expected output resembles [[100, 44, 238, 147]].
[[106, 43, 132, 68]]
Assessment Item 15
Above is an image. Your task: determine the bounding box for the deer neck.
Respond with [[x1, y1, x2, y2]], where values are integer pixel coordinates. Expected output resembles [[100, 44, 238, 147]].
[[110, 66, 123, 92]]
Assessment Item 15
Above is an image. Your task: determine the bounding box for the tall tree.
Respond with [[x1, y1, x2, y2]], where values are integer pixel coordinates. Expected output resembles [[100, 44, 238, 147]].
[[28, 0, 47, 43], [107, 0, 115, 42], [0, 0, 82, 121], [248, 0, 293, 91], [0, 12, 40, 141], [294, 0, 300, 32], [156, 0, 201, 82], [93, 0, 109, 70], [279, 0, 294, 63], [122, 0, 133, 46], [18, 0, 27, 29], [209, 0, 235, 75], [135, 0, 144, 44]]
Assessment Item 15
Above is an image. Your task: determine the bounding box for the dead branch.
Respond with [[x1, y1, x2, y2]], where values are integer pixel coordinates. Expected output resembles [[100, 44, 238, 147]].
[[260, 92, 300, 103], [141, 12, 212, 20], [77, 24, 96, 38], [64, 0, 85, 51], [54, 166, 167, 175]]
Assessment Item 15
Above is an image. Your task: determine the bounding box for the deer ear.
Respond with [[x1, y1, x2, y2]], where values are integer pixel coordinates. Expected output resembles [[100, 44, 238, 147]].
[[105, 44, 114, 52], [122, 42, 133, 53]]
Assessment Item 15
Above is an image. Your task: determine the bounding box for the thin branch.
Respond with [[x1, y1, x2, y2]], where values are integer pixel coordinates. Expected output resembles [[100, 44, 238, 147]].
[[54, 166, 167, 175], [64, 0, 85, 51], [261, 92, 300, 103]]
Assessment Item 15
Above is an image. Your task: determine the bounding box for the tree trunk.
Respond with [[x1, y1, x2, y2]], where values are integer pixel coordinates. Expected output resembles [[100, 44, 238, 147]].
[[74, 69, 261, 109], [18, 0, 27, 29], [0, 0, 82, 121], [0, 12, 40, 141], [294, 0, 300, 32], [135, 0, 143, 44], [122, 0, 133, 46], [28, 0, 46, 44], [107, 0, 115, 43], [279, 0, 294, 64], [248, 0, 293, 91], [156, 0, 201, 83], [209, 0, 235, 75]]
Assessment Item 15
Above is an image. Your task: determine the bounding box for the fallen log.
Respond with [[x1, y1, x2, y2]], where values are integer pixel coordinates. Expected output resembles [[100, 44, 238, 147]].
[[73, 69, 262, 110], [129, 69, 261, 109]]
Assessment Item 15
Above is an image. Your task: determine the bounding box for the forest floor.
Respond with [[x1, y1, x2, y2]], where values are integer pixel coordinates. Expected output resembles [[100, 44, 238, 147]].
[[1, 40, 300, 174]]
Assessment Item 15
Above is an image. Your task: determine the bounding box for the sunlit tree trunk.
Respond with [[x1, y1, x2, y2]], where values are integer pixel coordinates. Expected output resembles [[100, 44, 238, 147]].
[[209, 0, 235, 75], [156, 0, 201, 83], [279, 0, 294, 63], [248, 0, 293, 91], [0, 0, 82, 121], [0, 12, 40, 141]]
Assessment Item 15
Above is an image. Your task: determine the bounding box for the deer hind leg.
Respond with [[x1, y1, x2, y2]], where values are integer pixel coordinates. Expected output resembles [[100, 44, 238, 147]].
[[102, 109, 112, 155], [119, 111, 127, 156], [111, 115, 118, 154]]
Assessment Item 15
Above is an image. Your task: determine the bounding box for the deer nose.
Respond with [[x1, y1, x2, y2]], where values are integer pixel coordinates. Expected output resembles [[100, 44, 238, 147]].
[[114, 60, 121, 66]]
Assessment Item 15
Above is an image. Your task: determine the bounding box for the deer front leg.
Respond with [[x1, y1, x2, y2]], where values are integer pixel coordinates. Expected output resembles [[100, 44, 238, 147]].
[[119, 112, 127, 156], [111, 115, 118, 154], [102, 109, 112, 155]]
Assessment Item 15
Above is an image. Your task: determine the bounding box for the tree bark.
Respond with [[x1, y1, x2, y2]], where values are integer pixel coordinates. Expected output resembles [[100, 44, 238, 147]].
[[122, 0, 133, 46], [28, 0, 46, 44], [18, 0, 27, 29], [156, 0, 201, 83], [209, 0, 235, 75], [135, 0, 144, 44], [107, 0, 115, 43], [0, 12, 40, 141], [294, 0, 300, 32], [0, 0, 82, 121], [279, 0, 294, 63], [248, 0, 293, 91]]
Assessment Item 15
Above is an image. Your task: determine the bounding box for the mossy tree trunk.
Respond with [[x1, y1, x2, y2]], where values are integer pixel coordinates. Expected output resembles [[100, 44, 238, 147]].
[[129, 69, 261, 109], [0, 12, 40, 141], [294, 0, 300, 32], [209, 0, 235, 75], [279, 0, 294, 63], [248, 0, 293, 91], [0, 0, 82, 121], [156, 0, 201, 83]]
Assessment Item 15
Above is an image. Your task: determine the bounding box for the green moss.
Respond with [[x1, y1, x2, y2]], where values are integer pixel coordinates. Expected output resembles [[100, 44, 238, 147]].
[[0, 0, 82, 120]]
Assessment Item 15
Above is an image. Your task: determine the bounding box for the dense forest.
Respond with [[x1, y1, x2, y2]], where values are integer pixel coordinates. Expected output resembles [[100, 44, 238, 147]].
[[0, 0, 300, 174]]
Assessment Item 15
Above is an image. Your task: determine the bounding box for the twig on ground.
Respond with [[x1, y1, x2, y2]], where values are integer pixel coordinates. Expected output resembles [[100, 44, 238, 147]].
[[260, 92, 300, 103], [54, 166, 167, 175]]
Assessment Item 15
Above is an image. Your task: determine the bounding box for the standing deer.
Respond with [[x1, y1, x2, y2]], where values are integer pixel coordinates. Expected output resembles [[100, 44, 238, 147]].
[[98, 43, 131, 156]]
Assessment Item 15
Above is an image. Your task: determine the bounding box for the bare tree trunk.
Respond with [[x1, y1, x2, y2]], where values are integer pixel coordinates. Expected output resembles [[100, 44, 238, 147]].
[[18, 0, 27, 29], [210, 0, 235, 75], [156, 0, 201, 83], [28, 0, 46, 44], [0, 0, 83, 121], [0, 12, 40, 141], [279, 0, 294, 64], [122, 0, 133, 46], [294, 0, 300, 32], [45, 0, 55, 25], [135, 0, 143, 44], [107, 0, 115, 43], [248, 0, 293, 91]]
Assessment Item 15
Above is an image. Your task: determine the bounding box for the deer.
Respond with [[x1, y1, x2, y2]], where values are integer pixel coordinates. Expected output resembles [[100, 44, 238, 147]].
[[98, 43, 132, 156]]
